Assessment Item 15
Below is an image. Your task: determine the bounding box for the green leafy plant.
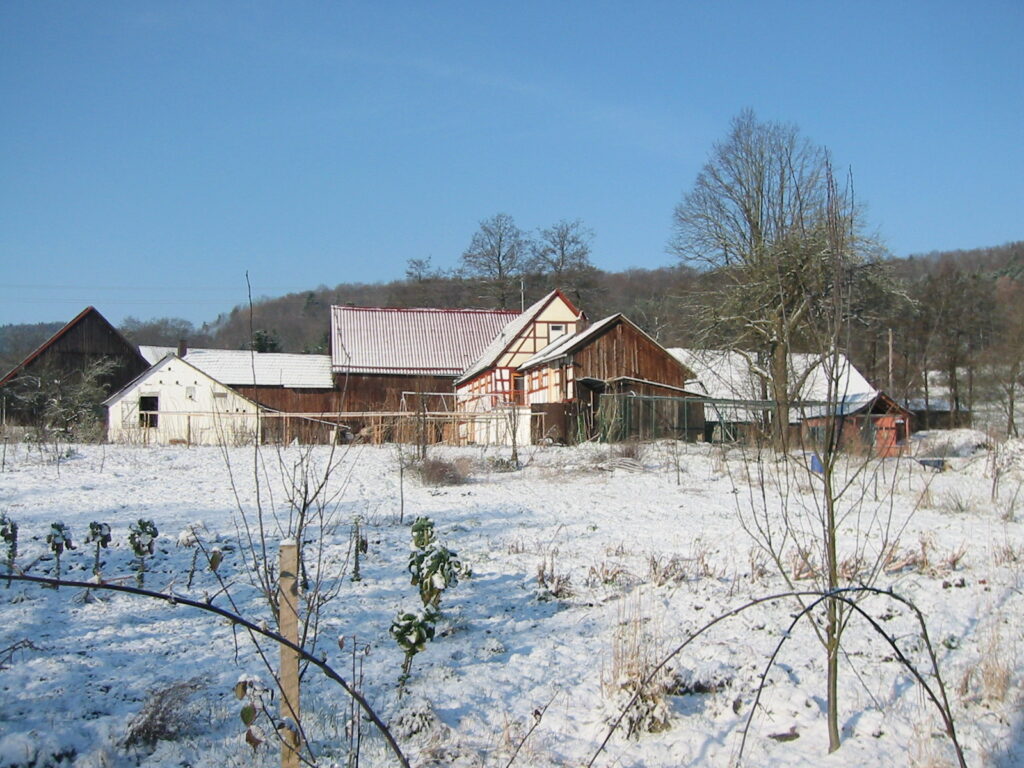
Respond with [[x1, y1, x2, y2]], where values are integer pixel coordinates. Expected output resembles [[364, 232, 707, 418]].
[[407, 516, 466, 609], [45, 522, 74, 586], [128, 519, 159, 587], [389, 607, 438, 694], [84, 521, 111, 578], [0, 512, 17, 588]]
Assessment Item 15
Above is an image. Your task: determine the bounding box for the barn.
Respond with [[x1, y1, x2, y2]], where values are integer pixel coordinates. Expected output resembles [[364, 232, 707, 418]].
[[330, 303, 519, 414], [105, 354, 261, 446], [0, 307, 149, 431], [516, 314, 702, 443]]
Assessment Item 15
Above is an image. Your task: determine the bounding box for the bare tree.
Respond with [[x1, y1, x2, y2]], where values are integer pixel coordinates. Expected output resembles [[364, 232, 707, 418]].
[[461, 213, 528, 309], [670, 109, 880, 449], [530, 219, 596, 287]]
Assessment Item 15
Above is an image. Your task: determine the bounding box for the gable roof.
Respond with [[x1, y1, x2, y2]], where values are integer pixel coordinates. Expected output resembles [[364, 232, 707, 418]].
[[668, 349, 875, 404], [457, 290, 581, 384], [1, 306, 145, 386], [331, 305, 518, 377], [103, 353, 261, 409]]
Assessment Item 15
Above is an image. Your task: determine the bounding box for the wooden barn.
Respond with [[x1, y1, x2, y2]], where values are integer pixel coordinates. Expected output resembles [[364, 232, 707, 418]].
[[330, 303, 520, 417], [514, 313, 703, 443], [0, 306, 149, 430], [105, 354, 261, 446]]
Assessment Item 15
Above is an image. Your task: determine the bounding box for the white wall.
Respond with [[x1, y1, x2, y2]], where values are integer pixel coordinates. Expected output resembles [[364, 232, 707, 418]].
[[107, 357, 260, 446]]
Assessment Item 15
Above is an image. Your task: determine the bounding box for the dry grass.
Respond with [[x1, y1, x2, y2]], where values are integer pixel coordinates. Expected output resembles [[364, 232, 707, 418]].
[[124, 677, 206, 749], [536, 551, 572, 599], [414, 457, 472, 486], [586, 560, 636, 588], [648, 554, 688, 586], [601, 595, 673, 738]]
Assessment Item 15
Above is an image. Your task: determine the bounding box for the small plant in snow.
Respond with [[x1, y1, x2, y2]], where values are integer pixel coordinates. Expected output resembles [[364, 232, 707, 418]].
[[128, 519, 159, 587], [389, 607, 438, 694], [536, 550, 572, 599], [46, 522, 74, 586], [407, 516, 465, 609], [84, 521, 111, 578], [0, 512, 17, 588], [351, 516, 368, 582]]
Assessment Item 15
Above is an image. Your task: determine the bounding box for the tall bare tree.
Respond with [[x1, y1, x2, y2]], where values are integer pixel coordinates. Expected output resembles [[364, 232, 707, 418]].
[[531, 217, 594, 276], [670, 109, 877, 448], [461, 213, 528, 309]]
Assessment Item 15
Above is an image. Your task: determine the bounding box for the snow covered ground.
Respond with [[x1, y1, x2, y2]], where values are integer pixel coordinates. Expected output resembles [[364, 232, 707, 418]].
[[0, 433, 1021, 767]]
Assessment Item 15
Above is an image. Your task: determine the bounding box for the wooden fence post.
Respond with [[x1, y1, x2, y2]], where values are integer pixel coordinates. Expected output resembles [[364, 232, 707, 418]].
[[279, 540, 301, 768]]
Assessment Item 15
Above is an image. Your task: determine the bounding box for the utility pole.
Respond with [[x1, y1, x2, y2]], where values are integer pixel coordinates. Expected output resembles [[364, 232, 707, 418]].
[[888, 328, 894, 393]]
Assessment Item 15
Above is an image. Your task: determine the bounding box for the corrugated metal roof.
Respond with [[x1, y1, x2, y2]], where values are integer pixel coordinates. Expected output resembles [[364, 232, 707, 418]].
[[457, 291, 577, 383], [182, 349, 334, 388], [331, 305, 518, 376]]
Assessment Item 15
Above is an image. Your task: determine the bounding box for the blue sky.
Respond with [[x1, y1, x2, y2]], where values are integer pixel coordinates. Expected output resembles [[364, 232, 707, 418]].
[[1, 2, 1021, 326]]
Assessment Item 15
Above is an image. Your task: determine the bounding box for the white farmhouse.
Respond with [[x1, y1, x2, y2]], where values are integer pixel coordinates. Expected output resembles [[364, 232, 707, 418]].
[[105, 354, 261, 446]]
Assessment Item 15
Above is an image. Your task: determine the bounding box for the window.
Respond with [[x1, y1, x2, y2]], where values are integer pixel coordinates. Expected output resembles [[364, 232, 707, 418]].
[[185, 386, 196, 400], [139, 396, 159, 428], [549, 324, 566, 341]]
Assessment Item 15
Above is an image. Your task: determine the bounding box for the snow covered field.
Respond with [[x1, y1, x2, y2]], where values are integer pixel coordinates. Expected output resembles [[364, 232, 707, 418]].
[[0, 434, 1021, 767]]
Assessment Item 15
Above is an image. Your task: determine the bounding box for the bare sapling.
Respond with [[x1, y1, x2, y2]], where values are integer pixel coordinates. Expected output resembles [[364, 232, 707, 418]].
[[729, 163, 912, 753]]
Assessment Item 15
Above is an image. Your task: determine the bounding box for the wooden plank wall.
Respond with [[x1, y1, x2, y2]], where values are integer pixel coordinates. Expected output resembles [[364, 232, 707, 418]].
[[333, 373, 456, 412], [573, 322, 689, 388]]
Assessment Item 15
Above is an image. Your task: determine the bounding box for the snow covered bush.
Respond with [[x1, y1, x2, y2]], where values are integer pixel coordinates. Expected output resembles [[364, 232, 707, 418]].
[[45, 521, 74, 585], [407, 516, 466, 609], [390, 607, 438, 691], [123, 677, 206, 750], [84, 521, 111, 578], [0, 512, 16, 587], [128, 518, 159, 587]]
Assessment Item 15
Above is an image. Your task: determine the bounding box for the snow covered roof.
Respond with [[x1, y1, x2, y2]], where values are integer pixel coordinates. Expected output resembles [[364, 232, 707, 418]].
[[138, 345, 176, 365], [331, 305, 518, 377], [457, 290, 581, 384], [103, 353, 261, 409], [668, 349, 874, 403], [177, 349, 334, 388], [668, 348, 877, 423]]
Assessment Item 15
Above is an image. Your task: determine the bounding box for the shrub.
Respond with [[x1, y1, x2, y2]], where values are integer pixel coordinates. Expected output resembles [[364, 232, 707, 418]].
[[414, 457, 471, 486], [124, 678, 206, 749]]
